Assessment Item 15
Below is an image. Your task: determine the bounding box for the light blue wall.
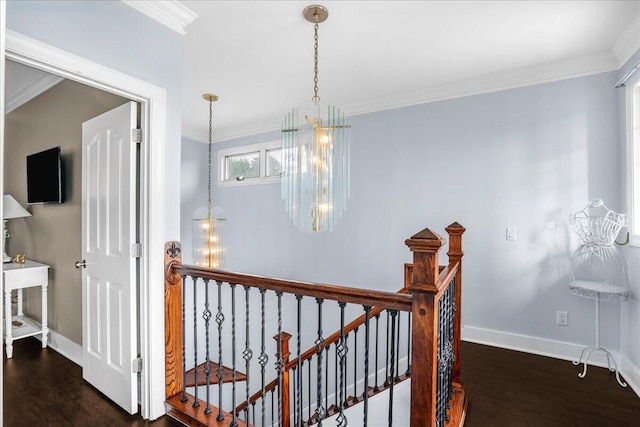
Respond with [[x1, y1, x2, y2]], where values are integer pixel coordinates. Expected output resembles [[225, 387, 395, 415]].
[[7, 0, 184, 238], [182, 71, 624, 352]]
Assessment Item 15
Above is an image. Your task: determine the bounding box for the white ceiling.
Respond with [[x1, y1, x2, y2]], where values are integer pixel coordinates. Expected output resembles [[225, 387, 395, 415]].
[[178, 0, 640, 143], [5, 1, 640, 144]]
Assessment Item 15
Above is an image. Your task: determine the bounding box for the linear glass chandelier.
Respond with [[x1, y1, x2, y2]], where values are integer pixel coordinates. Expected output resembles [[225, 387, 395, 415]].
[[282, 4, 351, 233], [193, 94, 226, 268]]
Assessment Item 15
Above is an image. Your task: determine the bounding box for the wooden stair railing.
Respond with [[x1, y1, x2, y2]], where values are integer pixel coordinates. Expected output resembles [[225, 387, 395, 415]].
[[164, 222, 468, 427]]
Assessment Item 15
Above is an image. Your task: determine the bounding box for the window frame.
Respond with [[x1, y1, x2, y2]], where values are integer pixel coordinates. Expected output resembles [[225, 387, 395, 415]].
[[217, 139, 281, 187], [626, 78, 640, 247]]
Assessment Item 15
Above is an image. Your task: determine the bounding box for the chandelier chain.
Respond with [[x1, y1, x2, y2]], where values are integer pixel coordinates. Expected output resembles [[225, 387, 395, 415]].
[[207, 99, 213, 218], [313, 11, 320, 102]]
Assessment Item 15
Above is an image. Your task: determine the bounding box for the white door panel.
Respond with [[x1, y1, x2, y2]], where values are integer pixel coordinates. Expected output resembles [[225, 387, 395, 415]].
[[81, 101, 138, 414]]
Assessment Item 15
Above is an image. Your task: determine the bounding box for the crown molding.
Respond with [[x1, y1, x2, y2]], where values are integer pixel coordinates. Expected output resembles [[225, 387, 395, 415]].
[[184, 51, 621, 144], [6, 72, 64, 114], [613, 10, 640, 66], [121, 0, 198, 35]]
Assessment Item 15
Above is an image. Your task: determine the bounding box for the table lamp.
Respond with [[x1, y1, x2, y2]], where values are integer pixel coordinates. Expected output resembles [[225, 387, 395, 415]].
[[3, 194, 31, 263]]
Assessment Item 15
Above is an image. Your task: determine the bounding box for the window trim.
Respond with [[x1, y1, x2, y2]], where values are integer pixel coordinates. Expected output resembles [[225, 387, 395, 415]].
[[626, 78, 640, 247], [217, 139, 281, 187]]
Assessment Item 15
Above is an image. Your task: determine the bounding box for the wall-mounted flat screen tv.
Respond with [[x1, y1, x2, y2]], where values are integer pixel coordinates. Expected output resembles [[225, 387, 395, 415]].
[[26, 146, 64, 204]]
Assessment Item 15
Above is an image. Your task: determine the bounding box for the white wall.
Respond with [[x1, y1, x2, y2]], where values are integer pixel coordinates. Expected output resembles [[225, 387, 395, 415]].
[[619, 49, 640, 394], [182, 70, 628, 369]]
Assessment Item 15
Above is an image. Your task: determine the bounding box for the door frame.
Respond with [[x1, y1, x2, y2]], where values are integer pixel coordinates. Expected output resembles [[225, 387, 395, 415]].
[[4, 30, 167, 420]]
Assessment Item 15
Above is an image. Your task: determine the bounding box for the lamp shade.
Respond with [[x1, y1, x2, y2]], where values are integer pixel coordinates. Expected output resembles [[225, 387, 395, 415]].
[[3, 195, 31, 220]]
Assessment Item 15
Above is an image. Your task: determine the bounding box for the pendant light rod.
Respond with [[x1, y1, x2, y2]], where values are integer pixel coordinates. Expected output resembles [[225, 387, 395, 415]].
[[304, 5, 328, 102]]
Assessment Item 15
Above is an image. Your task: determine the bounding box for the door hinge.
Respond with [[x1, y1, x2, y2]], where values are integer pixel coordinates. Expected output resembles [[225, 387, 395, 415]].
[[132, 129, 142, 144], [131, 243, 142, 258], [132, 357, 143, 373]]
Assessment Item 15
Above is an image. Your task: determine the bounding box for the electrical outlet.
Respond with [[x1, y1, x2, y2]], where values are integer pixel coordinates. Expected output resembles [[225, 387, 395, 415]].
[[557, 311, 568, 326], [506, 227, 517, 241]]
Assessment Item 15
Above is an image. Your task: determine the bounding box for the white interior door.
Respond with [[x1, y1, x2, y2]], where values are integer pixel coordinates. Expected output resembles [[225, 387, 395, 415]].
[[81, 101, 139, 414]]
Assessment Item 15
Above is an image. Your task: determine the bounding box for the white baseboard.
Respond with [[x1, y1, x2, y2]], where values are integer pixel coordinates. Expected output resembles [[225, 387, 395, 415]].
[[35, 328, 82, 366], [462, 325, 640, 397]]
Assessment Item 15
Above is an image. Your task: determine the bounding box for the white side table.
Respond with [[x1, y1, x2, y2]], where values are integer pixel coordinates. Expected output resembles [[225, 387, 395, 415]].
[[3, 260, 49, 358]]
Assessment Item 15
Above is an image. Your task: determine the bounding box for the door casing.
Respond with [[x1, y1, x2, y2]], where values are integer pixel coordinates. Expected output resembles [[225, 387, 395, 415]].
[[4, 30, 167, 420]]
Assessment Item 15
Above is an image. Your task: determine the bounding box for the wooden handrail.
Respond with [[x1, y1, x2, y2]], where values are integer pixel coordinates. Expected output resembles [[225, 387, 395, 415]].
[[171, 264, 413, 312]]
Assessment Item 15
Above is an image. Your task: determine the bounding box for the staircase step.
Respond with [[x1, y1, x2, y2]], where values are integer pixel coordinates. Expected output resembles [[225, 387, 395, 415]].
[[185, 360, 247, 387], [166, 392, 251, 427]]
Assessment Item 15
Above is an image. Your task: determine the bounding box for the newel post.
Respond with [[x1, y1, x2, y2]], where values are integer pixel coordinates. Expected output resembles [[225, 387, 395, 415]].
[[274, 332, 292, 427], [164, 241, 184, 399], [405, 228, 445, 427], [446, 222, 465, 385]]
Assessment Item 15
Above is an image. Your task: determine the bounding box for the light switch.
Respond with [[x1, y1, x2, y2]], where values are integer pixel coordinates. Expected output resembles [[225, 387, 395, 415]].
[[506, 227, 517, 241]]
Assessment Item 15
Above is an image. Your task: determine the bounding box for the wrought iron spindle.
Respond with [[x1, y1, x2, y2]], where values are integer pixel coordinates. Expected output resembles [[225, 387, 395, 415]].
[[325, 342, 330, 415], [181, 275, 188, 402], [243, 286, 253, 422], [192, 277, 200, 408], [308, 361, 312, 425], [314, 298, 326, 422], [292, 365, 298, 427], [276, 292, 284, 427], [343, 332, 349, 407], [296, 295, 303, 426], [216, 280, 224, 420], [336, 302, 348, 427], [384, 311, 390, 387], [259, 288, 268, 427], [203, 279, 213, 414], [334, 343, 338, 408], [271, 388, 275, 427], [230, 284, 238, 427], [437, 291, 444, 426], [388, 310, 398, 427], [353, 326, 359, 403], [363, 305, 372, 426], [395, 314, 401, 382], [374, 313, 380, 392]]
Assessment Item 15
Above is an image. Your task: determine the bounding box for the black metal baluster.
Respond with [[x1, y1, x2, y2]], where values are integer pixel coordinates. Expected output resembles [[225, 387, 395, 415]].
[[203, 279, 212, 414], [276, 292, 284, 427], [292, 365, 297, 427], [308, 361, 312, 426], [251, 401, 256, 427], [181, 275, 188, 402], [215, 280, 224, 420], [374, 313, 380, 393], [363, 305, 372, 427], [230, 284, 238, 427], [334, 343, 338, 408], [336, 302, 348, 427], [243, 286, 252, 423], [388, 310, 398, 427], [384, 311, 390, 387], [192, 277, 200, 408], [296, 295, 303, 426], [395, 314, 401, 382], [325, 342, 329, 415], [271, 388, 275, 427], [344, 332, 349, 407], [353, 326, 359, 403], [314, 298, 326, 423], [259, 288, 268, 427]]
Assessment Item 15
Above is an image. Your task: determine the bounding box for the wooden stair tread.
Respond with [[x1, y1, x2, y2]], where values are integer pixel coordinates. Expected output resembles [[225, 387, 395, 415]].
[[166, 392, 251, 427], [185, 361, 247, 387]]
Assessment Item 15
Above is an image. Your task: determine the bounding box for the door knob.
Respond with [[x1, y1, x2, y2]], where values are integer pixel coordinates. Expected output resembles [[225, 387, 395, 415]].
[[75, 260, 87, 269]]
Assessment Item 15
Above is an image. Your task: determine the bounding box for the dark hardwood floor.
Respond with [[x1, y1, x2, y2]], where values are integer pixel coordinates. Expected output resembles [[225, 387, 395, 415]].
[[461, 341, 640, 427], [4, 337, 640, 426]]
